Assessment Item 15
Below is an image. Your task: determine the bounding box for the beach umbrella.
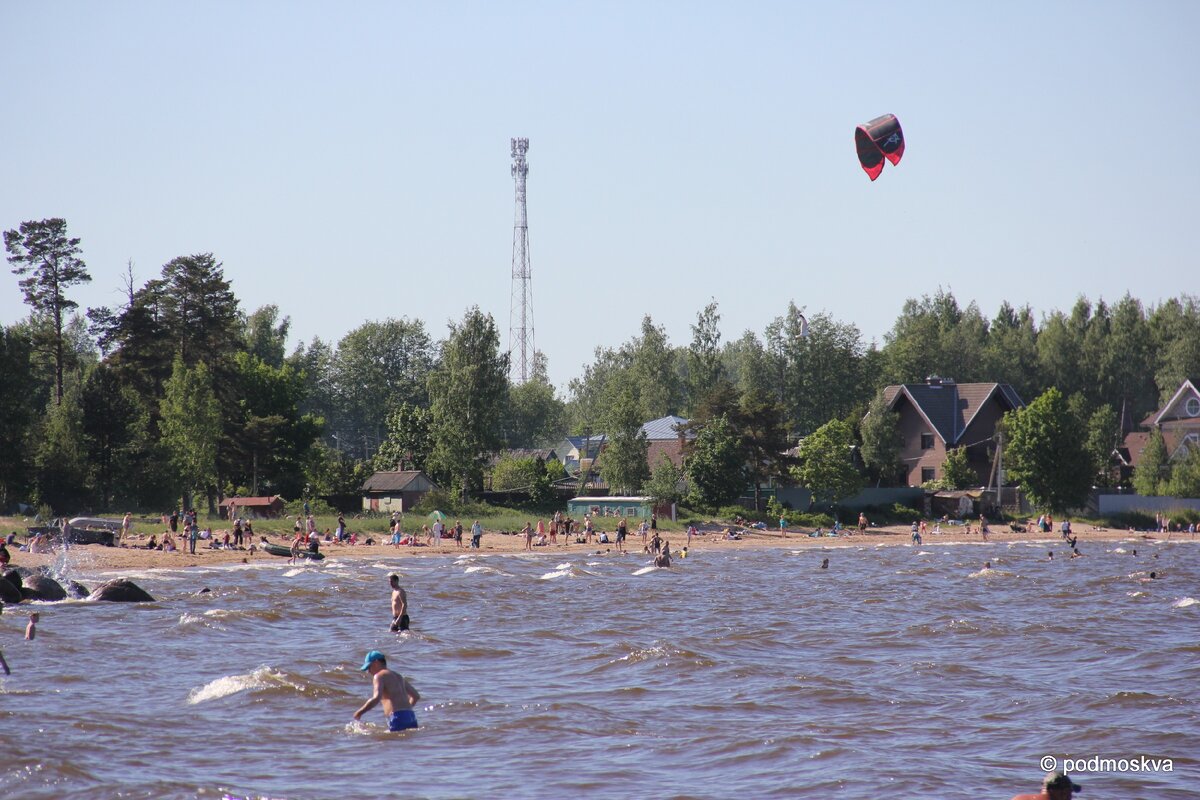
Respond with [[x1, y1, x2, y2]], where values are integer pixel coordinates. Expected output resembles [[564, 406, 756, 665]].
[[428, 510, 446, 521]]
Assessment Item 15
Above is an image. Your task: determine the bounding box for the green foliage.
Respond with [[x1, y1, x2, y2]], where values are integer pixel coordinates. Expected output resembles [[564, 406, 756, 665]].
[[1084, 404, 1119, 485], [599, 384, 650, 495], [1163, 447, 1200, 498], [373, 402, 432, 472], [304, 441, 372, 496], [4, 217, 92, 404], [427, 307, 509, 499], [504, 352, 566, 448], [82, 363, 165, 509], [490, 456, 545, 491], [0, 324, 40, 509], [242, 304, 290, 368], [859, 391, 902, 484], [35, 378, 89, 513], [1132, 428, 1168, 496], [941, 446, 976, 490], [686, 301, 724, 415], [793, 419, 862, 505], [685, 414, 744, 508], [885, 502, 922, 523], [643, 455, 684, 508], [1003, 388, 1092, 514], [159, 357, 222, 506]]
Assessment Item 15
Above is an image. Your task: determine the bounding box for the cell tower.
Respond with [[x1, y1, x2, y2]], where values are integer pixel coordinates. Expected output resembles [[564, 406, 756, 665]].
[[509, 137, 534, 384]]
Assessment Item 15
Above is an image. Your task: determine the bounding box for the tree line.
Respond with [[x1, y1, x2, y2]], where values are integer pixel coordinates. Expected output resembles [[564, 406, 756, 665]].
[[4, 217, 1198, 517]]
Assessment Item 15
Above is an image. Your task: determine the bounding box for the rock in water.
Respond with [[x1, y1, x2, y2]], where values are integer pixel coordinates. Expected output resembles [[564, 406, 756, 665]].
[[66, 580, 91, 599], [88, 578, 155, 603], [3, 568, 24, 590], [21, 575, 67, 602], [0, 575, 21, 604]]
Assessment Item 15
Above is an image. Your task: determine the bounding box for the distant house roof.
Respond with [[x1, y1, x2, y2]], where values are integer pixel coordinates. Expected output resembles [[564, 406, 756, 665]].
[[219, 496, 283, 508], [882, 380, 1024, 445], [489, 448, 558, 467], [640, 415, 691, 441], [362, 471, 435, 493]]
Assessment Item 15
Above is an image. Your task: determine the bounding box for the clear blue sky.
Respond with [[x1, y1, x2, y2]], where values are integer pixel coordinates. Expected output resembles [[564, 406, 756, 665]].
[[3, 2, 1195, 390]]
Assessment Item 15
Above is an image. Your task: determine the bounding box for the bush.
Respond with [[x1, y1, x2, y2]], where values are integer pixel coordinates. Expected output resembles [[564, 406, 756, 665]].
[[886, 503, 923, 524], [790, 511, 835, 529], [283, 497, 337, 518], [715, 505, 771, 523], [1106, 510, 1156, 530], [1168, 508, 1200, 527]]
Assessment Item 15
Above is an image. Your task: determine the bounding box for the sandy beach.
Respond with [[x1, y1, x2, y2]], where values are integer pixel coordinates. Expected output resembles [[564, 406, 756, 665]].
[[3, 519, 1174, 574]]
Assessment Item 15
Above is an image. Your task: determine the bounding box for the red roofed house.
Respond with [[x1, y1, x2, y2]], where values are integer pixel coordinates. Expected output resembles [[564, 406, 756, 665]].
[[1115, 379, 1200, 480], [876, 377, 1025, 487], [220, 496, 286, 519]]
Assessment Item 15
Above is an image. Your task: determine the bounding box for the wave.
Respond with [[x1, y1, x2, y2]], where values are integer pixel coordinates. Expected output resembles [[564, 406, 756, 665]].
[[1172, 597, 1198, 608], [187, 665, 338, 705]]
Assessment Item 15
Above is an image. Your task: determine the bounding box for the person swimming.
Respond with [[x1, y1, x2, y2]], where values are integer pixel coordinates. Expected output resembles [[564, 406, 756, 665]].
[[820, 558, 829, 569]]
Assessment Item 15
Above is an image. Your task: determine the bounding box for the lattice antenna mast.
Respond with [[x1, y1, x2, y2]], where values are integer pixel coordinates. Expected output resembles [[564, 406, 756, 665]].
[[509, 137, 534, 384]]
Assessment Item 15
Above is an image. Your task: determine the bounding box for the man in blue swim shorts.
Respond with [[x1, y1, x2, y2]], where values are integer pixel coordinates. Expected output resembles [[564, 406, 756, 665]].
[[353, 650, 420, 731]]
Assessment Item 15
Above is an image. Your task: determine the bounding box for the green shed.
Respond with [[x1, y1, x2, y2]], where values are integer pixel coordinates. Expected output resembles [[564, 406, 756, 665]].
[[568, 496, 653, 519]]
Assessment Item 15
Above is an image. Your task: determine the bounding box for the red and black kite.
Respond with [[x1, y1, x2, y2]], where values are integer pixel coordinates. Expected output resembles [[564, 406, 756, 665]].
[[855, 114, 905, 181]]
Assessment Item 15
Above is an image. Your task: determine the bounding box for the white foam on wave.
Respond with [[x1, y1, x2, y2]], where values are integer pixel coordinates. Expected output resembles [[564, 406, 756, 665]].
[[282, 567, 313, 578], [632, 565, 660, 576], [555, 563, 572, 570], [539, 568, 572, 580], [188, 665, 288, 704], [916, 550, 933, 556], [1112, 547, 1128, 554], [968, 568, 1013, 579], [1172, 597, 1198, 608], [1127, 591, 1147, 598]]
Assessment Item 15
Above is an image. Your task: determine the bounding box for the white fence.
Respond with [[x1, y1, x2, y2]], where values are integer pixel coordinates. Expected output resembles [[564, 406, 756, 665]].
[[1096, 494, 1200, 515]]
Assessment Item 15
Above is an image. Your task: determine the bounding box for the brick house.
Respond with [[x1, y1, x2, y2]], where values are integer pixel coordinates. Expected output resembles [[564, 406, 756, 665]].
[[877, 377, 1024, 487], [1114, 379, 1200, 480]]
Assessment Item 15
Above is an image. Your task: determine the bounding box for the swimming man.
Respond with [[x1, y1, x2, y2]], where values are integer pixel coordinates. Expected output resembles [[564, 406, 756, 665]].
[[354, 650, 420, 731]]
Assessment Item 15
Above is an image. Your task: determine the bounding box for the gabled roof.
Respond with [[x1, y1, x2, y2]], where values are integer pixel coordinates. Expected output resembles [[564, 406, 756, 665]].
[[1153, 379, 1200, 426], [883, 381, 1024, 445], [640, 415, 691, 441], [220, 496, 282, 508], [362, 470, 433, 493], [490, 448, 558, 466]]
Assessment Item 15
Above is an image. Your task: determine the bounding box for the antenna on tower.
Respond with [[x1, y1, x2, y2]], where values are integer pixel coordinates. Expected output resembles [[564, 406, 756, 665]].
[[509, 137, 534, 384]]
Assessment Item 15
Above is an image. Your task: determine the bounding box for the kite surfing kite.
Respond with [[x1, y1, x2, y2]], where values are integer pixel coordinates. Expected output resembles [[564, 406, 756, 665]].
[[855, 114, 905, 181]]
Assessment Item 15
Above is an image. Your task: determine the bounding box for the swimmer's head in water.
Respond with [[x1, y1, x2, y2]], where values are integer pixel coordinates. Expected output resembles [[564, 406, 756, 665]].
[[360, 650, 386, 671]]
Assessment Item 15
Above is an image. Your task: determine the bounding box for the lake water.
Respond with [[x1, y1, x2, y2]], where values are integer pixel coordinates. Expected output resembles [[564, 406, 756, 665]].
[[2, 538, 1197, 799]]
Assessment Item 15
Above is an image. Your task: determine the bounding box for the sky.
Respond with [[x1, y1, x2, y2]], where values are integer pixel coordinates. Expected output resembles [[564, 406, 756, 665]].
[[2, 1, 1196, 391]]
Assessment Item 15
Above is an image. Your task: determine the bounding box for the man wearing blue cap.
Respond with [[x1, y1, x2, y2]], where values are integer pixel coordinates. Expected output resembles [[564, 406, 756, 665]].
[[353, 650, 420, 731]]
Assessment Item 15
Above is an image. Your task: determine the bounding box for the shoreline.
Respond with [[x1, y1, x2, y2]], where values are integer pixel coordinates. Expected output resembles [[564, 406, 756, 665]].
[[5, 524, 1191, 575]]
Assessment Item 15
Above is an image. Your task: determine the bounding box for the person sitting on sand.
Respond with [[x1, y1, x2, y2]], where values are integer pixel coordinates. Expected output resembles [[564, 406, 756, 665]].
[[353, 650, 420, 731], [146, 534, 157, 550], [1011, 770, 1080, 800]]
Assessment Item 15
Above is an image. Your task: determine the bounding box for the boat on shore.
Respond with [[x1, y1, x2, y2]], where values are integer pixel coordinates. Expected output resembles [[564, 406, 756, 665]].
[[262, 543, 325, 561]]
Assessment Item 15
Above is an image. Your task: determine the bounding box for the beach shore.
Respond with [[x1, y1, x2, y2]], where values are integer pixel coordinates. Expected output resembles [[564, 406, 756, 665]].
[[3, 520, 1177, 574]]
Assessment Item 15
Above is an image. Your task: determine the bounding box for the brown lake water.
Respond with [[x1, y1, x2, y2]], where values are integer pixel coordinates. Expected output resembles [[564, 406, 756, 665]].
[[2, 539, 1197, 799]]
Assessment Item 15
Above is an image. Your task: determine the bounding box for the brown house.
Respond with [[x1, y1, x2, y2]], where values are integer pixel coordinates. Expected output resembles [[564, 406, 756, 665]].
[[361, 471, 438, 513], [877, 377, 1024, 487], [220, 496, 285, 519], [1115, 379, 1200, 480]]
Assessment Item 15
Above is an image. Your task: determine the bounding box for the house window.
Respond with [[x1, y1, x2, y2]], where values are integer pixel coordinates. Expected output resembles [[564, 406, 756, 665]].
[[921, 467, 936, 483], [1186, 397, 1200, 418], [920, 433, 935, 450]]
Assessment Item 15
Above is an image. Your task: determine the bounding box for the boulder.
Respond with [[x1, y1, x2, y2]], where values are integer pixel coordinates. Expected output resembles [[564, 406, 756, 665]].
[[2, 568, 22, 590], [20, 575, 67, 602], [88, 578, 155, 603], [0, 575, 21, 604], [66, 580, 91, 599]]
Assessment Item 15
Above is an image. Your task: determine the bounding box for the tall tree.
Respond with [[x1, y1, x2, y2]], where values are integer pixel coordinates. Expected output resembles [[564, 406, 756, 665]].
[[882, 289, 987, 385], [685, 413, 744, 509], [35, 378, 90, 513], [0, 325, 41, 509], [1132, 428, 1168, 497], [598, 384, 650, 495], [332, 318, 434, 457], [628, 315, 681, 420], [373, 402, 433, 472], [941, 446, 976, 490], [1083, 404, 1119, 487], [1003, 388, 1092, 514], [686, 301, 724, 414], [984, 302, 1042, 403], [4, 218, 92, 404], [792, 418, 862, 506], [243, 304, 291, 368], [1149, 296, 1200, 403], [159, 358, 222, 511], [504, 351, 565, 448], [426, 308, 509, 499], [81, 363, 159, 509], [860, 391, 903, 486]]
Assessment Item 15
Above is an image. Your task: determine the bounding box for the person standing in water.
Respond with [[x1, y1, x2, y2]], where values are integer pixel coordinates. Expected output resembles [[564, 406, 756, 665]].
[[354, 650, 420, 731], [389, 574, 409, 632]]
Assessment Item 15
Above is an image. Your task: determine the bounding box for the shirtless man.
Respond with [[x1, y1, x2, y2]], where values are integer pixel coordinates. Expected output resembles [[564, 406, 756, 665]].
[[1011, 770, 1079, 800], [354, 650, 420, 731], [388, 574, 409, 632]]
